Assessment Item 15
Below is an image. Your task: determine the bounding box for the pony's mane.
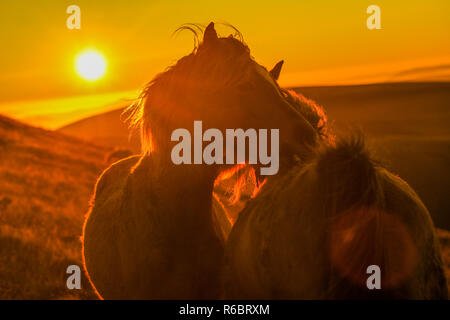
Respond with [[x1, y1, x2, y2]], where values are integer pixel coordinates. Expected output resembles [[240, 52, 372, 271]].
[[281, 89, 329, 140], [172, 23, 244, 48], [123, 23, 332, 216], [314, 134, 383, 213], [125, 24, 254, 154], [214, 90, 331, 215]]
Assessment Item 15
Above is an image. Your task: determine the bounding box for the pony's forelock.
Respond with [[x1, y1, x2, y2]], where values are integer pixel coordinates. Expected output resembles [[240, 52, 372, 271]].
[[172, 23, 244, 52], [172, 24, 202, 51]]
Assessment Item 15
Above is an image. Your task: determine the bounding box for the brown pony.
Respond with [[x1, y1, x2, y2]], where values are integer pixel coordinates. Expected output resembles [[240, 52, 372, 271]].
[[82, 23, 318, 299], [213, 88, 330, 240], [225, 135, 448, 299]]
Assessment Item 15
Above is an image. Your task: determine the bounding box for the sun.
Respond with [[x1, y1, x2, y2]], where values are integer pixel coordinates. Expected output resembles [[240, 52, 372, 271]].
[[75, 49, 107, 81]]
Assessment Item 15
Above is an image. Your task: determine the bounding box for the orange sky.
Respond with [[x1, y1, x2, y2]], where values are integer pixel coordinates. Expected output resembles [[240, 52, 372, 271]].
[[0, 0, 449, 128]]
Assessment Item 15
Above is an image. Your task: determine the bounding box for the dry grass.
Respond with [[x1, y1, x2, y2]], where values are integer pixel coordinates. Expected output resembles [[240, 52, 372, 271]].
[[0, 115, 109, 299]]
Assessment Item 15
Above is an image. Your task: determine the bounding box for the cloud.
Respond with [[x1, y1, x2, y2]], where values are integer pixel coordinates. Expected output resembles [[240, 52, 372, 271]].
[[391, 64, 450, 81]]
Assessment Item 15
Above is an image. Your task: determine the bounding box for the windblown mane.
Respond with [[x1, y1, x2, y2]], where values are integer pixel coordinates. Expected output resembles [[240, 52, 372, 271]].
[[281, 88, 329, 140], [125, 24, 256, 154]]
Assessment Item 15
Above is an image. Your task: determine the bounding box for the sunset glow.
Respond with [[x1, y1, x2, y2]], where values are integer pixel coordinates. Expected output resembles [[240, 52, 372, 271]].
[[0, 0, 449, 127]]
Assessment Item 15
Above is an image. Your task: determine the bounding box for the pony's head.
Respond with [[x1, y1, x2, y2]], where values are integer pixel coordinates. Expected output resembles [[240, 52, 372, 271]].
[[127, 22, 317, 171], [213, 88, 332, 231]]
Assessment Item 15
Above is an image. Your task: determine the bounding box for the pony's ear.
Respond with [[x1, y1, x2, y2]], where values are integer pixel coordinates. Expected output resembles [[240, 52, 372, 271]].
[[269, 60, 284, 81], [204, 22, 218, 44]]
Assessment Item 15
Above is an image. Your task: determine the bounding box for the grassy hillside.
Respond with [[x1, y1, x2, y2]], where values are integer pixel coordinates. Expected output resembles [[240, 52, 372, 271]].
[[0, 115, 110, 299]]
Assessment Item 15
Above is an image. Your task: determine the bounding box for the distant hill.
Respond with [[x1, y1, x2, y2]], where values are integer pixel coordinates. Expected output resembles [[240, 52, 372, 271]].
[[58, 107, 140, 153], [296, 82, 450, 230], [0, 114, 111, 299], [296, 82, 450, 138]]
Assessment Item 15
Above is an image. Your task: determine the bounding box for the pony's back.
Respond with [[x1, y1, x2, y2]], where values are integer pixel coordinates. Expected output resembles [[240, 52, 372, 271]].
[[318, 137, 448, 299], [225, 136, 448, 299]]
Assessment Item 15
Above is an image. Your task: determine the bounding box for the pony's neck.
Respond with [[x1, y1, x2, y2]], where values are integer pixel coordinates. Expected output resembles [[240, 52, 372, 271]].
[[140, 149, 220, 210], [135, 150, 220, 237]]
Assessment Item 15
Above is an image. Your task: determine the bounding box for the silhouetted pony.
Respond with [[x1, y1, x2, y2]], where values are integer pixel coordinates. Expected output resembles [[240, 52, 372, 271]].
[[213, 88, 330, 240], [225, 135, 448, 299], [82, 23, 318, 299]]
